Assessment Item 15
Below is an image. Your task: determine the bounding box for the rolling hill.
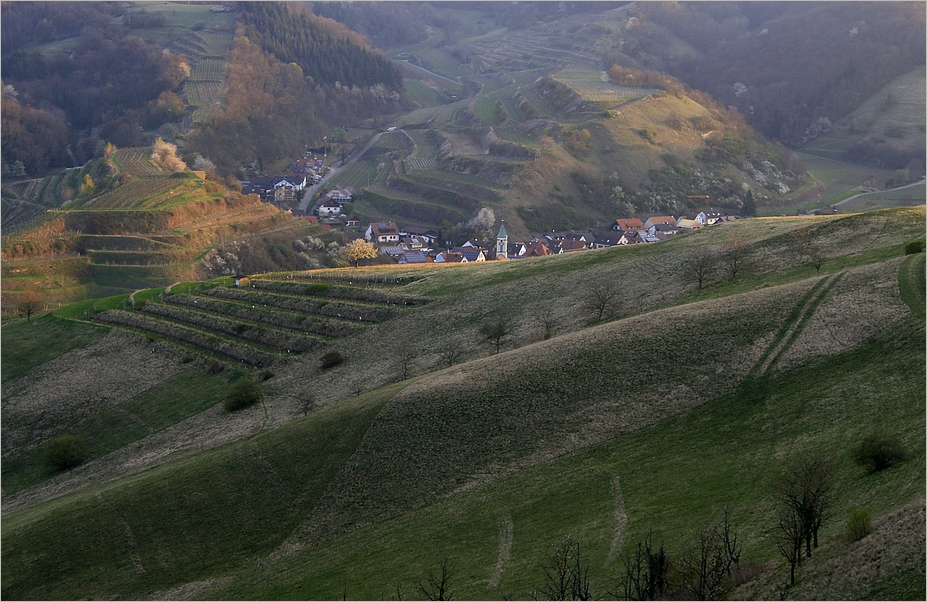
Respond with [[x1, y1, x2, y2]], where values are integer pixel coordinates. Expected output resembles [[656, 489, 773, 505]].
[[2, 206, 924, 600]]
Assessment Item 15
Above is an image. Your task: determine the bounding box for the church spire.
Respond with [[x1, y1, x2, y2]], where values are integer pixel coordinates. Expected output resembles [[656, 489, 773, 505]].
[[496, 221, 508, 258]]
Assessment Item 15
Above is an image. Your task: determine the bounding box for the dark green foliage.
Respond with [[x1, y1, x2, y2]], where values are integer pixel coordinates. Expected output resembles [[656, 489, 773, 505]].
[[854, 434, 907, 472], [320, 351, 345, 370], [43, 435, 88, 471], [846, 508, 872, 542], [904, 241, 924, 255], [207, 360, 226, 375], [261, 369, 274, 381], [182, 354, 192, 363], [223, 377, 263, 412], [239, 2, 402, 90]]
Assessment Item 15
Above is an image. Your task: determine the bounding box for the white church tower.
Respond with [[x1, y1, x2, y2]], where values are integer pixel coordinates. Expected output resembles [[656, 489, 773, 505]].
[[495, 221, 508, 259]]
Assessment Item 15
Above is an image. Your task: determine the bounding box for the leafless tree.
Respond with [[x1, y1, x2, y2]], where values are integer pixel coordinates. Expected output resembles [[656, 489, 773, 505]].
[[723, 232, 750, 281], [395, 347, 417, 381], [301, 394, 316, 417], [677, 522, 728, 600], [790, 225, 814, 264], [773, 507, 804, 586], [682, 248, 718, 290], [418, 557, 454, 601], [438, 340, 466, 367], [583, 281, 622, 323], [16, 290, 43, 322], [536, 306, 560, 339], [538, 536, 591, 601], [480, 312, 514, 354], [613, 529, 668, 601], [772, 454, 834, 558], [808, 250, 825, 272]]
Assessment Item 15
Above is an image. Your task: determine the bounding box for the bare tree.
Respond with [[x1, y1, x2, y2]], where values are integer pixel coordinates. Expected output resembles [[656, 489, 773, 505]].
[[677, 522, 728, 600], [583, 281, 622, 323], [613, 529, 668, 601], [808, 250, 825, 272], [682, 248, 718, 291], [771, 454, 834, 573], [16, 290, 43, 322], [790, 225, 814, 264], [723, 233, 749, 281], [301, 394, 316, 417], [395, 346, 417, 381], [536, 306, 560, 340], [538, 536, 591, 601], [480, 312, 514, 354], [438, 340, 466, 367], [418, 557, 454, 601], [774, 507, 804, 586]]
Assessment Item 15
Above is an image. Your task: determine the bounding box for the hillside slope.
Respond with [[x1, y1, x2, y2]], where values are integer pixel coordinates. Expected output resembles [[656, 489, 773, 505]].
[[1, 207, 924, 600]]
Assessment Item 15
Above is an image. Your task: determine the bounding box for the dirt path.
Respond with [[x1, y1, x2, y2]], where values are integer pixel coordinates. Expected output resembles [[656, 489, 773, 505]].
[[605, 476, 629, 568], [489, 511, 514, 589]]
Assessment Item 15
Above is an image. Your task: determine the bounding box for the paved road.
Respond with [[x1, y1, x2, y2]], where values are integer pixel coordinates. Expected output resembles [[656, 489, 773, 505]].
[[297, 131, 385, 215], [834, 178, 926, 208]]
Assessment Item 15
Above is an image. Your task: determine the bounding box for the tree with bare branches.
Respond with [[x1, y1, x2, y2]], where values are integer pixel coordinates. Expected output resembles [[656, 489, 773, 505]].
[[538, 536, 591, 601], [536, 306, 560, 340], [583, 281, 622, 323], [723, 232, 749, 281], [438, 340, 466, 367], [613, 529, 668, 601], [16, 290, 43, 322], [682, 247, 719, 290], [480, 312, 514, 354], [790, 225, 815, 264], [418, 557, 454, 601]]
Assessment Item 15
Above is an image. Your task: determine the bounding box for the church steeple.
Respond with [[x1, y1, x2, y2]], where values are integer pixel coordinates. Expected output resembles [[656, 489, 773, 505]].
[[496, 221, 508, 258]]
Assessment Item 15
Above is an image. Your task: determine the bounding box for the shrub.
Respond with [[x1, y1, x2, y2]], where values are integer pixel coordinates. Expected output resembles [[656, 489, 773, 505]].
[[320, 351, 344, 370], [43, 434, 88, 471], [223, 377, 263, 411], [182, 354, 192, 363], [846, 508, 872, 542], [904, 240, 924, 254], [207, 360, 226, 374], [854, 434, 907, 472], [261, 369, 274, 381]]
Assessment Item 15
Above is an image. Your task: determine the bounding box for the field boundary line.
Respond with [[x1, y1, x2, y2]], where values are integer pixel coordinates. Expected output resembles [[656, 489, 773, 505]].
[[899, 253, 926, 322]]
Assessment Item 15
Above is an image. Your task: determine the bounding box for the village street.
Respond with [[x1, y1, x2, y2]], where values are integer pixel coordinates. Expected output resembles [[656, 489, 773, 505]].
[[297, 131, 386, 215]]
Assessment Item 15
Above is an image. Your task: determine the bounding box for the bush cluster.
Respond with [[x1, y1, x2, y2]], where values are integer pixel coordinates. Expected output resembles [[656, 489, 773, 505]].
[[904, 240, 924, 255], [43, 434, 88, 471], [846, 508, 872, 542], [223, 377, 263, 411], [320, 351, 345, 370], [853, 434, 907, 472]]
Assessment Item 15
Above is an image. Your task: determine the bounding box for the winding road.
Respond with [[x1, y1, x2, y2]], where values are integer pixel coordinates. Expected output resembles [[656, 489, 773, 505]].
[[297, 131, 385, 215]]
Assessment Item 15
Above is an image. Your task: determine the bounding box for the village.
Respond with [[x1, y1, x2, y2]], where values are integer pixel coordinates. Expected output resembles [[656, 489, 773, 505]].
[[240, 163, 742, 264]]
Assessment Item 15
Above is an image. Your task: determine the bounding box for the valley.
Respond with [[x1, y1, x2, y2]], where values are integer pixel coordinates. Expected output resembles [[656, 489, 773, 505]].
[[1, 3, 924, 600]]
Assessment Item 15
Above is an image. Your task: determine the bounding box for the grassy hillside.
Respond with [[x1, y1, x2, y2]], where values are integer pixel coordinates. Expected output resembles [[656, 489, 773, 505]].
[[1, 207, 924, 600]]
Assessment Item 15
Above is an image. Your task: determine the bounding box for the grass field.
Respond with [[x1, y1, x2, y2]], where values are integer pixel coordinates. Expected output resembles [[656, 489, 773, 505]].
[[2, 208, 924, 600]]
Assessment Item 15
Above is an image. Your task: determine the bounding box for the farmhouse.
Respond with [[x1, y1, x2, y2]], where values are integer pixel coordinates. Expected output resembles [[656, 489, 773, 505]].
[[613, 217, 645, 232], [366, 221, 401, 243], [318, 198, 343, 218]]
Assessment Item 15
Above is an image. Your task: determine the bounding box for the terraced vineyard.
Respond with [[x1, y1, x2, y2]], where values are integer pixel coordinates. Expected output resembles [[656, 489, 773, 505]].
[[110, 148, 166, 177], [1, 172, 69, 233], [90, 277, 429, 368], [174, 30, 233, 123]]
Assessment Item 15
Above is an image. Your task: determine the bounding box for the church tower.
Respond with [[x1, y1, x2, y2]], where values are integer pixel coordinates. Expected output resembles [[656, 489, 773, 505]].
[[496, 221, 508, 259]]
